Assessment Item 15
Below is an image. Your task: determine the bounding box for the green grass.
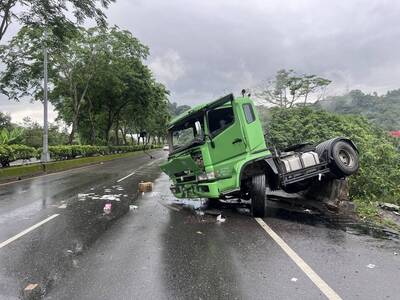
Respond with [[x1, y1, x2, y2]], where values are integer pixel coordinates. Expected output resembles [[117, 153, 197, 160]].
[[0, 150, 154, 183], [354, 198, 400, 231]]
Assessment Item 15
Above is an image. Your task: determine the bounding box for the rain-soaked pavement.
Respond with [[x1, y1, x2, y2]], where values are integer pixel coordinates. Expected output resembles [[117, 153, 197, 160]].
[[0, 150, 399, 299]]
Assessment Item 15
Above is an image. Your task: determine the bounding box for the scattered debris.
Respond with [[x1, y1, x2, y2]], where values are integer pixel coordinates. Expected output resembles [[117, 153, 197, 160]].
[[379, 203, 400, 212], [366, 264, 376, 269], [204, 209, 221, 216], [23, 283, 40, 299], [103, 203, 112, 215], [72, 259, 79, 268], [129, 205, 138, 211], [58, 203, 67, 209], [216, 214, 226, 223], [138, 181, 153, 193], [304, 209, 312, 214], [394, 252, 398, 256], [104, 189, 112, 193], [291, 277, 298, 282], [196, 210, 205, 216], [196, 231, 203, 235], [100, 194, 121, 201]]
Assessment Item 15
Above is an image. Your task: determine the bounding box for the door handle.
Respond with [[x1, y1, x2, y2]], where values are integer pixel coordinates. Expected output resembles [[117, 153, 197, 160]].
[[232, 138, 243, 144]]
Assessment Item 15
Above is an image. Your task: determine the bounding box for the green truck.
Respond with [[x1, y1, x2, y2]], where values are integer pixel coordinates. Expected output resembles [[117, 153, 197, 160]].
[[160, 93, 359, 217]]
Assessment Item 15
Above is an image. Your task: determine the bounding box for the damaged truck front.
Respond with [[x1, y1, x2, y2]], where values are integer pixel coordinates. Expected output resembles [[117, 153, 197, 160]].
[[160, 94, 359, 217]]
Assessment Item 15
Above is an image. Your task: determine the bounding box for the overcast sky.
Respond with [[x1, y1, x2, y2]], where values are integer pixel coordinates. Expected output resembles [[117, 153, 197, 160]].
[[2, 0, 400, 123]]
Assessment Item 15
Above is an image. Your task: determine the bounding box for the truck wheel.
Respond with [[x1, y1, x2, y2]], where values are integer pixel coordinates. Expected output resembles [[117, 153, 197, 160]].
[[331, 141, 359, 176], [250, 174, 267, 217]]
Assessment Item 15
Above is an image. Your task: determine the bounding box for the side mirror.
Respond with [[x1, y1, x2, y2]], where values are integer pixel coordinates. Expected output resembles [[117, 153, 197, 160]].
[[194, 121, 203, 138]]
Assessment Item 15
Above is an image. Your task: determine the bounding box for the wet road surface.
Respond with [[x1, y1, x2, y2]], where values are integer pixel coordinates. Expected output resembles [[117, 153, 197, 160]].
[[0, 151, 399, 299]]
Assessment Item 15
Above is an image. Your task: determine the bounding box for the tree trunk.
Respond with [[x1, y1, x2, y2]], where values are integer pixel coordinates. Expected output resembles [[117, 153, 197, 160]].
[[121, 127, 127, 145], [68, 114, 79, 144], [130, 133, 134, 145], [115, 119, 120, 146]]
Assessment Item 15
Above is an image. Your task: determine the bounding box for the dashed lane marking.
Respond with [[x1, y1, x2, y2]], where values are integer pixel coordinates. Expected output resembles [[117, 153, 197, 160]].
[[117, 157, 163, 183], [255, 218, 342, 300], [0, 214, 60, 249]]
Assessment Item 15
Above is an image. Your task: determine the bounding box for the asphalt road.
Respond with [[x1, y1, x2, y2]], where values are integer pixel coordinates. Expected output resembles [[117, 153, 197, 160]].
[[0, 151, 399, 300]]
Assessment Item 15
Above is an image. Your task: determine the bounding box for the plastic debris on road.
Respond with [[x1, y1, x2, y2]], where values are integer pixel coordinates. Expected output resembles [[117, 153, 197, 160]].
[[130, 205, 138, 211], [103, 203, 112, 215], [216, 214, 226, 223], [100, 194, 121, 201], [366, 264, 376, 269], [291, 277, 298, 282]]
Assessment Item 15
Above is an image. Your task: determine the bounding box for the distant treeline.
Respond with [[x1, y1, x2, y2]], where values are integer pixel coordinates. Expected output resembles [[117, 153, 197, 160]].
[[315, 89, 400, 131]]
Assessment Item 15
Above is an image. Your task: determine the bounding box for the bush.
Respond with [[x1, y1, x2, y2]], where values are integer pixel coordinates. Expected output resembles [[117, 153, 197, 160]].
[[260, 106, 400, 205], [0, 144, 37, 167], [1, 144, 161, 167]]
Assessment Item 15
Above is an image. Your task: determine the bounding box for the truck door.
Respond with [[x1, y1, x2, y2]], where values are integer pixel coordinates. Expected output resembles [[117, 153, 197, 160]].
[[206, 103, 247, 183]]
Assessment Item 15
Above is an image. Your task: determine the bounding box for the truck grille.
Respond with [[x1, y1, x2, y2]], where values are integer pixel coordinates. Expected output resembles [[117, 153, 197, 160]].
[[176, 175, 196, 183]]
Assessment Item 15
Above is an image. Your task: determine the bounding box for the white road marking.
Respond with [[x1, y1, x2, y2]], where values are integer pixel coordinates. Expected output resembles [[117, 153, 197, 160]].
[[255, 218, 342, 300], [117, 171, 136, 183], [117, 157, 163, 183], [0, 214, 60, 249]]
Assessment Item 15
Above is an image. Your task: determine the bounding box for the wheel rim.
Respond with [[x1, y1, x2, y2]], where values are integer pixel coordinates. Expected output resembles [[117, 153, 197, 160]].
[[338, 149, 354, 167]]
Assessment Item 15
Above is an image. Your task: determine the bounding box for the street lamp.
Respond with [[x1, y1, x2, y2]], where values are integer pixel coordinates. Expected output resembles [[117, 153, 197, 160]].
[[41, 29, 50, 163]]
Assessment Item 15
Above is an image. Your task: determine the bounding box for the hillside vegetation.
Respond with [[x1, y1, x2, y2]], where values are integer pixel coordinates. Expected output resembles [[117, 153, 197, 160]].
[[258, 107, 400, 210]]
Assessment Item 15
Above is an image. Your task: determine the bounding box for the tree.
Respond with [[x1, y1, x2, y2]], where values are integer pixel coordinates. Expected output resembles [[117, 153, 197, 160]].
[[259, 106, 400, 207], [257, 69, 331, 108], [0, 0, 115, 42], [168, 102, 191, 117], [0, 111, 11, 129]]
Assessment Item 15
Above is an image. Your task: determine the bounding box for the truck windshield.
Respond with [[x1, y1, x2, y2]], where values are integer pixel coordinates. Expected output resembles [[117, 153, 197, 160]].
[[169, 117, 204, 153]]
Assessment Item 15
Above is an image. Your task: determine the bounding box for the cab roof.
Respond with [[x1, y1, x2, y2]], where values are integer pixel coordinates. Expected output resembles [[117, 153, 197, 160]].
[[168, 94, 235, 129]]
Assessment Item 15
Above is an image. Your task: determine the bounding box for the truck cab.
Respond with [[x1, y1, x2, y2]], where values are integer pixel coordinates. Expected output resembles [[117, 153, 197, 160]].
[[161, 94, 359, 217], [161, 94, 269, 197]]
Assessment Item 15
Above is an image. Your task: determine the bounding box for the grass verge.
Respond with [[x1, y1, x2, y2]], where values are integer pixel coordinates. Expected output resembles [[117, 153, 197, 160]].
[[354, 198, 400, 232], [0, 150, 154, 184]]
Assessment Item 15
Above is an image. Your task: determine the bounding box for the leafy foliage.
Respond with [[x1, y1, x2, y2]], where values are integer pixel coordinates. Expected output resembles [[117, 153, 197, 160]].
[[257, 69, 331, 108], [0, 143, 161, 166], [0, 127, 24, 144], [0, 0, 115, 41], [260, 106, 400, 205], [0, 25, 170, 145], [0, 144, 37, 167]]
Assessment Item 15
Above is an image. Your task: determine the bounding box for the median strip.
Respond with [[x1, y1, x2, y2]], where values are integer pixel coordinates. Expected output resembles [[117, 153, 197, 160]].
[[255, 218, 342, 300], [0, 214, 60, 249]]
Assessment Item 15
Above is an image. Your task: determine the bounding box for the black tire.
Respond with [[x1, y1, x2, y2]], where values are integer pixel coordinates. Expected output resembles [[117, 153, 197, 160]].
[[331, 141, 359, 177], [250, 174, 267, 217]]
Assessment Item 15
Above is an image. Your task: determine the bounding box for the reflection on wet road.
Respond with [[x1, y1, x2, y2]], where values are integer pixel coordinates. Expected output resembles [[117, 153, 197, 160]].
[[0, 151, 399, 299]]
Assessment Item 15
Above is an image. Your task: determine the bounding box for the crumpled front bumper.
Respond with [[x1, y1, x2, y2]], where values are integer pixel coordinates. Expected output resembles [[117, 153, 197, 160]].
[[170, 181, 220, 198]]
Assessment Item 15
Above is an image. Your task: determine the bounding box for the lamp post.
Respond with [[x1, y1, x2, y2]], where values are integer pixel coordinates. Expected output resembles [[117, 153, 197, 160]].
[[41, 29, 50, 163]]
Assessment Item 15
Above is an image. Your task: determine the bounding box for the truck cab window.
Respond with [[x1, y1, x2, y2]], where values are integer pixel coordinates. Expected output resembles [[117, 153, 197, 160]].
[[208, 106, 234, 136], [243, 103, 256, 123]]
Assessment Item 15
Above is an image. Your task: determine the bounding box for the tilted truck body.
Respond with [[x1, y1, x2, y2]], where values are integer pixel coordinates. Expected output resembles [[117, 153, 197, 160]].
[[160, 94, 359, 217]]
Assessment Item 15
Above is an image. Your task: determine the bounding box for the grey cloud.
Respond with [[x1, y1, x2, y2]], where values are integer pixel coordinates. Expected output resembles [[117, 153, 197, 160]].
[[2, 0, 400, 121]]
